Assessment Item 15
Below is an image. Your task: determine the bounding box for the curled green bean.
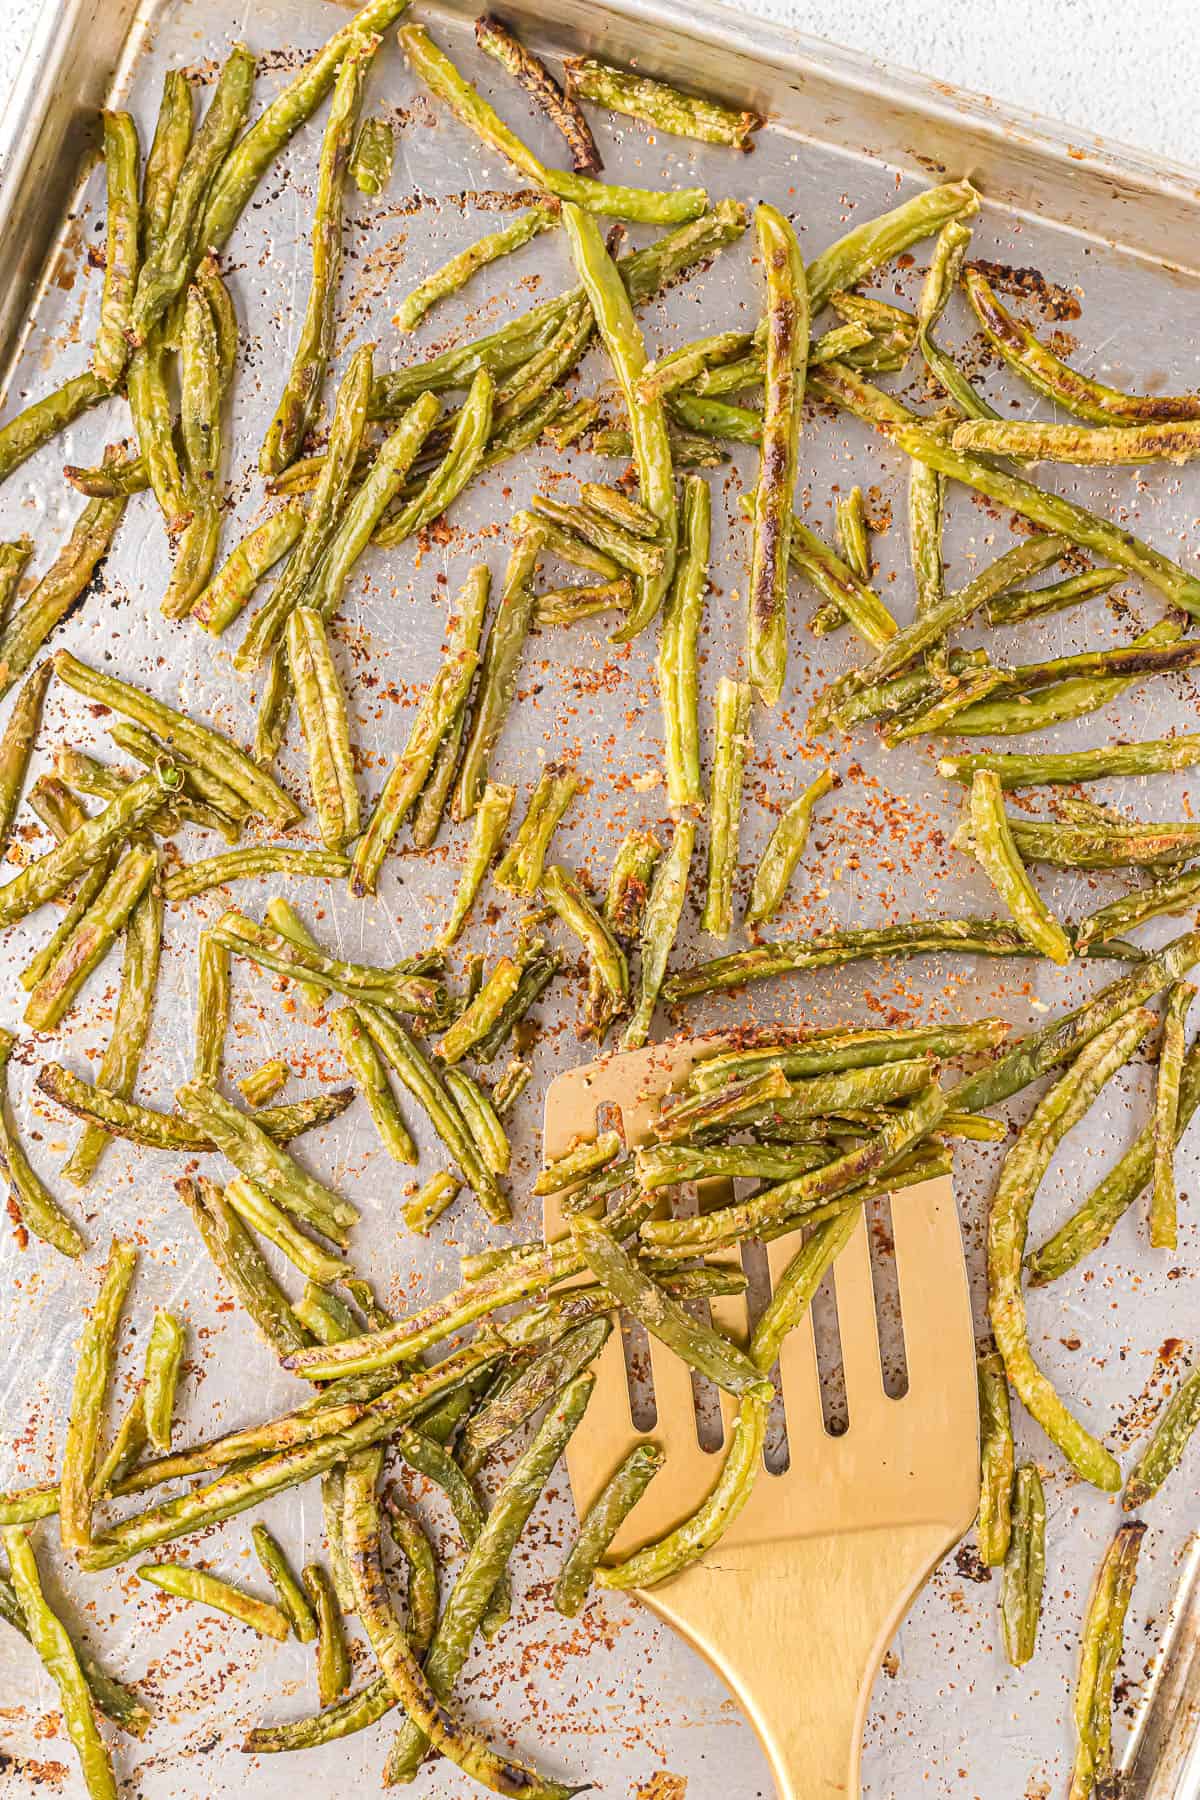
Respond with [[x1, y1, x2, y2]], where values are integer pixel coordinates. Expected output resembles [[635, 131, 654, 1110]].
[[746, 768, 833, 927]]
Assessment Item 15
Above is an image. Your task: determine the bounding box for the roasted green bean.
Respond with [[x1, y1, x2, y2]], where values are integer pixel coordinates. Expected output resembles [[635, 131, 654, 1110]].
[[93, 111, 141, 386], [138, 1562, 290, 1639], [60, 1236, 138, 1555], [1000, 1464, 1044, 1668], [976, 1342, 1014, 1566], [1069, 1523, 1145, 1800], [0, 491, 127, 697], [177, 1176, 306, 1357], [252, 1524, 317, 1642], [701, 676, 750, 939], [1151, 981, 1194, 1249], [745, 768, 833, 927], [965, 770, 1071, 966], [1123, 1364, 1200, 1509], [349, 114, 394, 195], [659, 473, 708, 809], [477, 15, 601, 173], [495, 764, 580, 896]]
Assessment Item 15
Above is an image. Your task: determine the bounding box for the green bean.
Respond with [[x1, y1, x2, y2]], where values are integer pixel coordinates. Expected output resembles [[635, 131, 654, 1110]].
[[955, 413, 1200, 463], [127, 328, 187, 527], [472, 949, 560, 1062], [562, 205, 677, 636], [24, 844, 156, 1031], [380, 1489, 438, 1654], [105, 720, 250, 823], [176, 1079, 357, 1245], [237, 1059, 288, 1108], [892, 419, 1200, 618], [54, 650, 297, 826], [971, 814, 1200, 872], [298, 1563, 350, 1699], [459, 1318, 610, 1477], [965, 770, 1071, 966], [1069, 1522, 1145, 1800], [491, 1058, 531, 1116], [284, 608, 358, 848], [160, 285, 224, 617], [834, 484, 870, 581], [948, 736, 1200, 794], [977, 1342, 1014, 1566], [530, 493, 664, 579], [804, 180, 979, 316], [263, 897, 326, 1009], [602, 829, 663, 949], [603, 1211, 855, 1590], [357, 1003, 506, 1221], [3, 1526, 118, 1798], [351, 564, 488, 893], [879, 665, 1013, 746], [138, 1562, 290, 1640], [92, 111, 140, 386], [0, 372, 112, 488], [190, 506, 304, 635], [636, 330, 751, 403], [0, 1030, 81, 1256], [701, 676, 750, 940], [63, 448, 152, 500], [658, 474, 708, 810], [201, 0, 411, 253], [400, 24, 703, 227], [294, 1282, 357, 1344], [495, 764, 580, 897], [375, 369, 494, 552], [0, 763, 173, 933], [435, 955, 522, 1065], [669, 388, 760, 444], [593, 422, 729, 466], [0, 1561, 148, 1735], [383, 1373, 595, 1782], [636, 1140, 826, 1189], [223, 1175, 349, 1286], [442, 1066, 507, 1176], [60, 1236, 137, 1554], [553, 1442, 663, 1617], [0, 660, 51, 855], [1151, 980, 1194, 1250], [963, 264, 1200, 425], [747, 204, 808, 702], [745, 768, 833, 927], [653, 1064, 792, 1141], [0, 491, 126, 697], [349, 113, 394, 195], [252, 1525, 316, 1642], [990, 1010, 1152, 1490], [535, 578, 631, 625], [690, 1020, 1007, 1090], [1000, 1465, 1044, 1668], [166, 847, 349, 902], [239, 347, 375, 675], [1076, 869, 1200, 954], [132, 45, 255, 342], [59, 872, 159, 1186], [541, 862, 629, 1033], [665, 916, 1035, 1001], [475, 14, 601, 173], [208, 909, 444, 1015], [535, 1130, 623, 1197], [81, 1338, 503, 1572], [0, 537, 33, 624], [912, 216, 994, 418], [1124, 1364, 1200, 1508], [566, 55, 760, 150], [395, 205, 559, 334], [329, 1007, 416, 1164], [814, 533, 1070, 730], [571, 1214, 770, 1398], [403, 1168, 460, 1233], [437, 781, 514, 947], [544, 395, 602, 449], [376, 200, 745, 414], [986, 565, 1121, 627], [191, 930, 230, 1085], [741, 496, 899, 650], [177, 1176, 306, 1356]]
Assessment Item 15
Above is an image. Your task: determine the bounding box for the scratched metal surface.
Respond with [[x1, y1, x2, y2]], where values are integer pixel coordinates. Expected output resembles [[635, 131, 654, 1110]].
[[0, 0, 1197, 1795]]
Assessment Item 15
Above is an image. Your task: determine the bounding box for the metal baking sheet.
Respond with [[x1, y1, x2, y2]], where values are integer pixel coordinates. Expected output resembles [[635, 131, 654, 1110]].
[[0, 0, 1197, 1794]]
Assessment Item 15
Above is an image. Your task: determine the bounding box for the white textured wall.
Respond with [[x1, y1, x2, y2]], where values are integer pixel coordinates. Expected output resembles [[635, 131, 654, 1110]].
[[2, 0, 1199, 166]]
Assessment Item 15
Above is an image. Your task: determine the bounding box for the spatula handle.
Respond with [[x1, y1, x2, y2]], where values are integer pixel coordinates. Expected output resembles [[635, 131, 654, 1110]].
[[639, 1525, 953, 1799]]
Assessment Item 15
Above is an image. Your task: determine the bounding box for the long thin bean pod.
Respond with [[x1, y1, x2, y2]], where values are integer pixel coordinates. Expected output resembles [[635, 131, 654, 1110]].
[[805, 180, 979, 315], [191, 506, 305, 634], [701, 676, 750, 939], [565, 57, 760, 149], [302, 1563, 351, 1699], [1151, 981, 1193, 1249], [1123, 1365, 1200, 1509], [40, 1062, 357, 1154], [541, 862, 629, 1033], [287, 607, 359, 848], [165, 846, 350, 902], [132, 45, 256, 342], [332, 1007, 417, 1164], [476, 15, 601, 172], [92, 112, 141, 386], [554, 1442, 664, 1616], [495, 764, 580, 896], [976, 1342, 1014, 1566], [394, 205, 558, 325], [745, 768, 833, 927], [0, 492, 126, 697], [0, 1030, 83, 1256], [399, 24, 704, 226], [207, 910, 445, 1015], [989, 1011, 1153, 1490], [138, 1562, 289, 1639], [25, 843, 157, 1030], [659, 473, 707, 809], [0, 762, 177, 928], [0, 660, 53, 855], [748, 203, 807, 702], [3, 1526, 118, 1799], [966, 770, 1071, 965], [438, 781, 514, 946], [561, 203, 677, 636], [1069, 1523, 1145, 1800], [252, 1524, 317, 1641], [1000, 1465, 1044, 1668], [623, 817, 694, 1050], [177, 1176, 306, 1356], [60, 1237, 137, 1555]]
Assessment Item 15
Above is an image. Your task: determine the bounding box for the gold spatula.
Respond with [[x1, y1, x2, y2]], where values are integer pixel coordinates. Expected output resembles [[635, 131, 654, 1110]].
[[543, 1034, 979, 1800]]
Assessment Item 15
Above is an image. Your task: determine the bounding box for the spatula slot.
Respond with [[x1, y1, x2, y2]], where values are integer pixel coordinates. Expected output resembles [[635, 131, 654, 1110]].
[[618, 1310, 658, 1432], [684, 1296, 727, 1454], [865, 1194, 910, 1400], [810, 1266, 849, 1437]]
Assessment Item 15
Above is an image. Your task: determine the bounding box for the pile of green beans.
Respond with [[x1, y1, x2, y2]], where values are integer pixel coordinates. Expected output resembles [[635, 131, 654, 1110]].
[[1, 2, 1199, 1791]]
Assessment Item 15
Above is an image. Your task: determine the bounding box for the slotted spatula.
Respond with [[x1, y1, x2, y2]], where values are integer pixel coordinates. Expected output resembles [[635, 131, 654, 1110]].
[[543, 1034, 979, 1800]]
